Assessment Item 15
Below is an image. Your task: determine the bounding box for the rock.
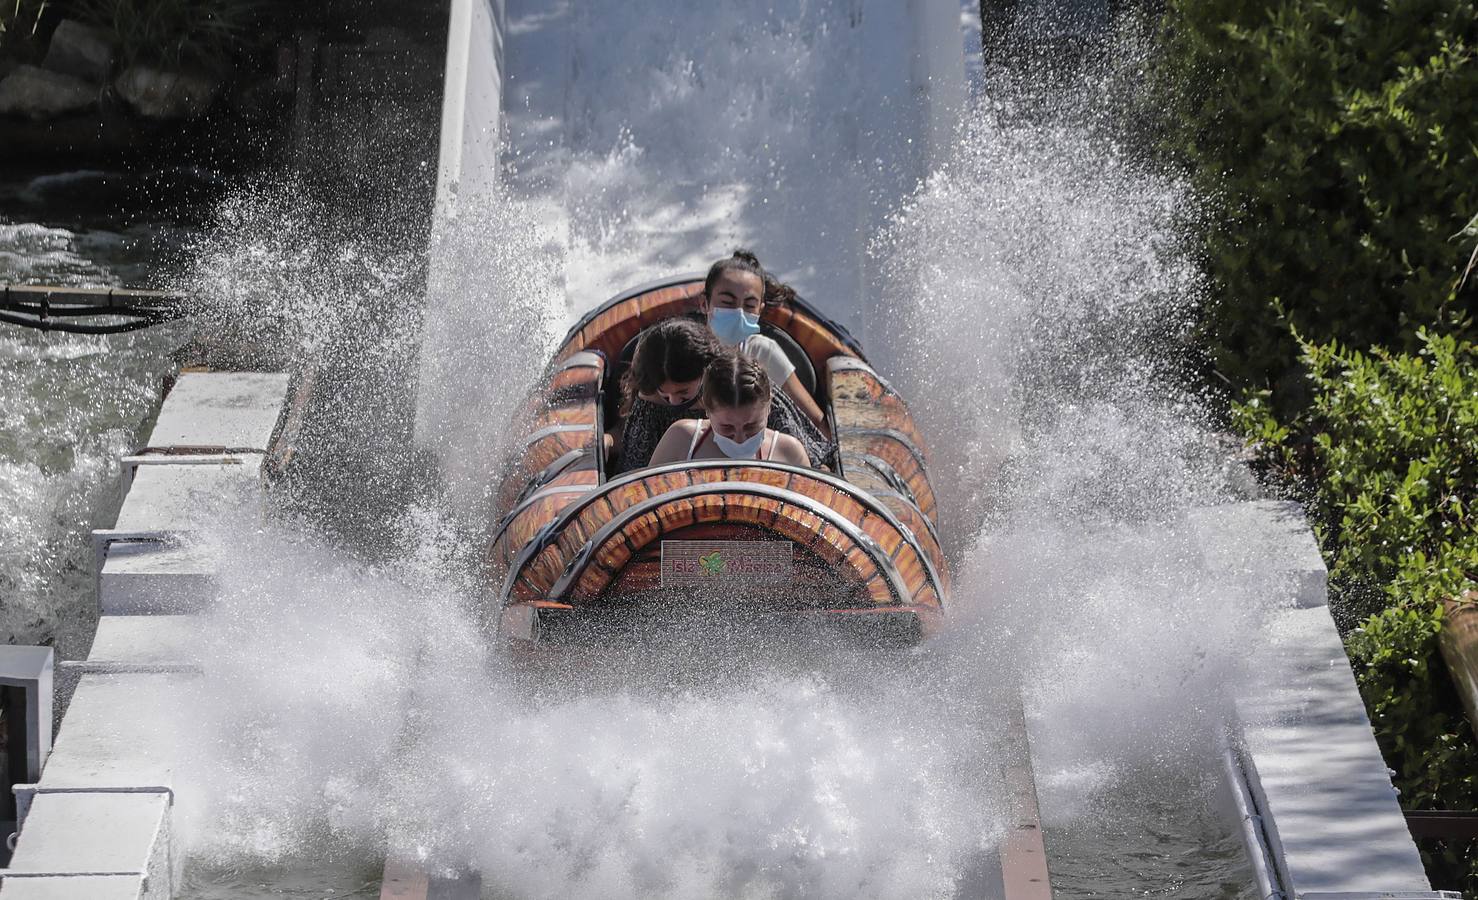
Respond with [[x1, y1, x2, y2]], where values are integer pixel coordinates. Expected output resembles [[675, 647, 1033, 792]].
[[0, 65, 97, 119], [115, 66, 220, 119], [43, 20, 115, 83]]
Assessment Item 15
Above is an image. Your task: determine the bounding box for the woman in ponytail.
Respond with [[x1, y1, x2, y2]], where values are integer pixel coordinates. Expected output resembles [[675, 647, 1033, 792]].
[[613, 319, 834, 472], [699, 249, 830, 437]]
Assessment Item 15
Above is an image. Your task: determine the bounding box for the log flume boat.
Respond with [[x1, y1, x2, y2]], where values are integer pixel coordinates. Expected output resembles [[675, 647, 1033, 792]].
[[486, 275, 949, 648]]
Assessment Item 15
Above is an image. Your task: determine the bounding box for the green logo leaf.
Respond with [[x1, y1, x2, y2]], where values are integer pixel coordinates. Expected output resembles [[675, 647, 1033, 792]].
[[699, 551, 726, 576]]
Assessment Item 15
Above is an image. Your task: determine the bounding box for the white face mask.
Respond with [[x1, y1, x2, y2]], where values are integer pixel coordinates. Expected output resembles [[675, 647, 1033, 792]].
[[713, 428, 765, 459]]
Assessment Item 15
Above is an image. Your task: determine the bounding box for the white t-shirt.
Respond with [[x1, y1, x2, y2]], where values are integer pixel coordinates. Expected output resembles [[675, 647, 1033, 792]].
[[739, 334, 796, 388]]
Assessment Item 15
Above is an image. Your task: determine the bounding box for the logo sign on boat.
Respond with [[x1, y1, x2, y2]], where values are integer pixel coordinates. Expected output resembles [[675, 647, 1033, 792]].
[[660, 540, 794, 587]]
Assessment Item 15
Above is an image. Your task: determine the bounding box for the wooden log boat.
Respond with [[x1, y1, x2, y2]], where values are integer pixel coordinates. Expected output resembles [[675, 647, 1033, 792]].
[[486, 275, 948, 647]]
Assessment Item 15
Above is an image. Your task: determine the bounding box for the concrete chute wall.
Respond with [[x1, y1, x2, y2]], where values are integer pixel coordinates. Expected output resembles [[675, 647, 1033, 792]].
[[431, 0, 504, 223]]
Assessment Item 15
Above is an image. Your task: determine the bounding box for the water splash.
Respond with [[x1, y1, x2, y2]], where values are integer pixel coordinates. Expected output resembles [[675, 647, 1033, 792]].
[[160, 8, 1271, 899], [0, 219, 182, 656], [415, 186, 568, 523], [874, 27, 1269, 862], [172, 510, 1008, 899]]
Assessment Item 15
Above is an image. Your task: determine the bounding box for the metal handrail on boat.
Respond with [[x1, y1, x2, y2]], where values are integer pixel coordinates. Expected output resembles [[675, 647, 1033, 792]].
[[497, 459, 947, 609]]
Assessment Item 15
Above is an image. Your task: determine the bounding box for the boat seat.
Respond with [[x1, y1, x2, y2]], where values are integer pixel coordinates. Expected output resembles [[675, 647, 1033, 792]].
[[760, 321, 818, 397], [611, 314, 819, 400]]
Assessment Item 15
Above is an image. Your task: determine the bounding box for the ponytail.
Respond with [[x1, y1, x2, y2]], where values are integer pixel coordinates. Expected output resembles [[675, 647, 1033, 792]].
[[704, 248, 767, 297]]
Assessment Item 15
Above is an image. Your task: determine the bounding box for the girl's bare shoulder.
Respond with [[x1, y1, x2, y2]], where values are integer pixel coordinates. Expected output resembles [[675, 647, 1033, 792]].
[[664, 418, 702, 437], [772, 431, 809, 465]]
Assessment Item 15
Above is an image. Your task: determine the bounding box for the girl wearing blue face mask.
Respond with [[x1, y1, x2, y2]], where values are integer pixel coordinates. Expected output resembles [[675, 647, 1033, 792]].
[[699, 250, 830, 438], [648, 351, 810, 467]]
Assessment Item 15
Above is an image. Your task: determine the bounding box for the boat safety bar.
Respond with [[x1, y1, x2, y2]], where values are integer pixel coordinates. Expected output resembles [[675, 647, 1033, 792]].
[[543, 481, 912, 606], [501, 459, 947, 609], [491, 448, 593, 539], [842, 451, 921, 508], [837, 426, 933, 476]]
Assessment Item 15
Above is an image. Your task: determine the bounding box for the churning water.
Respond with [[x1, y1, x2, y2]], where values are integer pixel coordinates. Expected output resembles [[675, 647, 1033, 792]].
[[4, 3, 1271, 897], [0, 206, 190, 659]]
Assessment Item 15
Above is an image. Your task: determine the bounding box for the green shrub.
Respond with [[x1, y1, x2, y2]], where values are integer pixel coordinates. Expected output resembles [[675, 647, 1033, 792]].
[[1237, 329, 1478, 890], [1300, 330, 1475, 612], [1155, 0, 1478, 398], [1238, 330, 1476, 601], [1348, 602, 1478, 893]]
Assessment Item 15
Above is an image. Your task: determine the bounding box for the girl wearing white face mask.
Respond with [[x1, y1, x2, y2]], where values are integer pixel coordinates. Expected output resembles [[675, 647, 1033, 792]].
[[648, 351, 810, 467], [699, 250, 830, 438]]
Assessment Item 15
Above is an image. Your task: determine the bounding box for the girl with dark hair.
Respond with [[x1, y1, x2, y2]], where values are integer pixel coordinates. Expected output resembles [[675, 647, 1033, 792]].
[[647, 351, 809, 466], [613, 318, 720, 472], [613, 318, 834, 471], [699, 249, 830, 437]]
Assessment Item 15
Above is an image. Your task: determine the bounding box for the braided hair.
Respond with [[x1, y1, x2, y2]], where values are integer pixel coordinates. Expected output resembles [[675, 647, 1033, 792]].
[[702, 349, 772, 410]]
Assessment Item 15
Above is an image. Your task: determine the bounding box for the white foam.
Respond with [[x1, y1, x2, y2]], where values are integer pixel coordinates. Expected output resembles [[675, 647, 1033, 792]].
[[0, 218, 179, 656], [501, 0, 875, 317], [171, 514, 1008, 899], [161, 11, 1284, 897]]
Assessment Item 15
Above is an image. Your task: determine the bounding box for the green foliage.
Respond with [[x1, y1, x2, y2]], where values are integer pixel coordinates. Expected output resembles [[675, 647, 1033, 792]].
[[73, 0, 261, 71], [1238, 330, 1478, 889], [1238, 330, 1477, 603], [1348, 602, 1478, 893], [1347, 604, 1477, 807], [1296, 330, 1477, 620], [1155, 0, 1478, 395]]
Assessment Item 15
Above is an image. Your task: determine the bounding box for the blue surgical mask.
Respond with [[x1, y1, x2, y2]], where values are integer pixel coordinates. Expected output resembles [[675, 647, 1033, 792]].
[[709, 307, 761, 345], [713, 428, 766, 459]]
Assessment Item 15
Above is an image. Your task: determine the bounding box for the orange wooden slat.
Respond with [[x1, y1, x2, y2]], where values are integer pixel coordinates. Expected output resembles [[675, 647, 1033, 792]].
[[890, 547, 928, 601], [842, 544, 883, 591], [864, 578, 894, 605], [525, 544, 565, 595]]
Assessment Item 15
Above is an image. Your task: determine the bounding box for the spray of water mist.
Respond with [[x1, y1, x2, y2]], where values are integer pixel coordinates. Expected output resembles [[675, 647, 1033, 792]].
[[414, 186, 568, 525], [170, 504, 1011, 899], [0, 220, 181, 655], [158, 14, 1284, 900], [503, 0, 868, 311], [876, 32, 1274, 831], [161, 168, 1013, 897]]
